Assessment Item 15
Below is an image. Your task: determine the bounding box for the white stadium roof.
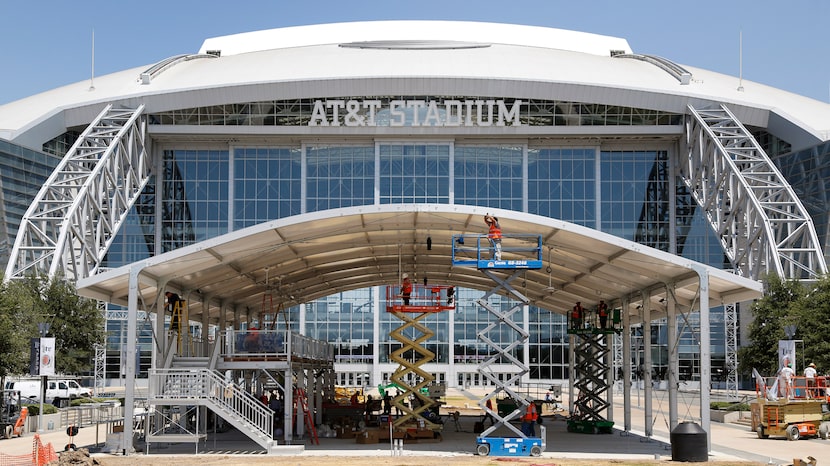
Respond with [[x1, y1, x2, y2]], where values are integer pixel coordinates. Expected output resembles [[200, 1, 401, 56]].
[[1, 20, 828, 148]]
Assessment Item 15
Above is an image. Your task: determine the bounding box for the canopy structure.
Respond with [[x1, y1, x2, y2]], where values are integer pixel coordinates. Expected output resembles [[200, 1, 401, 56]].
[[77, 204, 762, 322], [77, 203, 763, 454]]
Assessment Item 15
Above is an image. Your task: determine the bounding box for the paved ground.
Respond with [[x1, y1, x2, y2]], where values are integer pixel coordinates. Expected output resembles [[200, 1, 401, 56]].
[[1, 390, 827, 465]]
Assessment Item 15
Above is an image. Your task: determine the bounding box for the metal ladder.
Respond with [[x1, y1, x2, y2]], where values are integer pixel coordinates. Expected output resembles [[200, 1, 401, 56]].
[[293, 388, 319, 444], [170, 299, 192, 355]]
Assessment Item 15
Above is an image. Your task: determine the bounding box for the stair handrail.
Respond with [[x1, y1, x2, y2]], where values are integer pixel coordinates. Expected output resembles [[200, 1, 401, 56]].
[[151, 368, 273, 442]]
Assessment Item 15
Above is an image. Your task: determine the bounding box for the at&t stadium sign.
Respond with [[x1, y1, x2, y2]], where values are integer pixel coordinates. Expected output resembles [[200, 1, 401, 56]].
[[309, 99, 523, 127]]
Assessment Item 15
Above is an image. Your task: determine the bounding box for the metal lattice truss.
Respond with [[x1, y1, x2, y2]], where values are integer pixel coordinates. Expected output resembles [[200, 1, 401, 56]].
[[724, 303, 738, 400], [682, 104, 827, 280], [4, 105, 150, 281]]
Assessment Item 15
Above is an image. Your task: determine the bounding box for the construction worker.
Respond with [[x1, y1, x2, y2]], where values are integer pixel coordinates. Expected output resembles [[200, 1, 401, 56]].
[[778, 362, 795, 399], [400, 274, 413, 305], [805, 362, 817, 397], [483, 398, 495, 426], [598, 300, 609, 329], [484, 214, 502, 260], [520, 401, 538, 437], [571, 301, 584, 329]]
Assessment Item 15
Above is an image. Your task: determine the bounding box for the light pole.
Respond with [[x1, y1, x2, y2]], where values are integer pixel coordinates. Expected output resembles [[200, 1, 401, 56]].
[[37, 322, 51, 433]]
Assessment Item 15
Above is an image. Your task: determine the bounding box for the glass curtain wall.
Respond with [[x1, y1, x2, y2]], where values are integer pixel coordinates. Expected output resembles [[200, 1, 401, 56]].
[[98, 140, 734, 387]]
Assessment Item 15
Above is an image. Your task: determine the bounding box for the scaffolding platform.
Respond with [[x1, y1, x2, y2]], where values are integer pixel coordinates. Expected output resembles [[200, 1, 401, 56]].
[[451, 234, 543, 269]]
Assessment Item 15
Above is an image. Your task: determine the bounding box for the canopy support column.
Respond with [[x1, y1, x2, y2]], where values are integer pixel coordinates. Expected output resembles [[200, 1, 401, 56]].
[[667, 286, 678, 431], [642, 291, 653, 439], [622, 297, 631, 433], [691, 264, 711, 451]]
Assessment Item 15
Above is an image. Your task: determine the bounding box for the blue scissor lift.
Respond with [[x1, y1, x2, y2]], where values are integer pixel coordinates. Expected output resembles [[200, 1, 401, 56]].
[[452, 233, 547, 457]]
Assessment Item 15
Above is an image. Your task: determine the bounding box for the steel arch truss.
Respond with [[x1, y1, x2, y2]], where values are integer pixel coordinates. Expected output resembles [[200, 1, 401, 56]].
[[682, 105, 826, 280], [5, 105, 150, 281]]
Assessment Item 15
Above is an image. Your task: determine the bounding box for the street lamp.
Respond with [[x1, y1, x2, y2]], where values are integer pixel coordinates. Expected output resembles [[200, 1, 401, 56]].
[[37, 322, 51, 434]]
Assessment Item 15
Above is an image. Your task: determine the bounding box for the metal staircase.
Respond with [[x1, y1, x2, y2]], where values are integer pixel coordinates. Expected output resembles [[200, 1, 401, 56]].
[[149, 368, 278, 453]]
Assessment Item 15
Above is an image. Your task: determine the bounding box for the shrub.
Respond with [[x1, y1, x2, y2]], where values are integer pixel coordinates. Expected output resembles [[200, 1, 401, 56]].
[[23, 403, 58, 416], [710, 401, 750, 411]]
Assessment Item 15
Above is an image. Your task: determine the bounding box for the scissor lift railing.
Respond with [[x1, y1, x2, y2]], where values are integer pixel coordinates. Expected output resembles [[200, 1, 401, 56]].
[[452, 234, 543, 441], [385, 284, 455, 431]]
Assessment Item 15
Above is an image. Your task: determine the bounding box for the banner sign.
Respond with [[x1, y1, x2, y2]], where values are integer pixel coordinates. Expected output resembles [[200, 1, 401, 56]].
[[778, 339, 796, 371], [29, 337, 56, 376]]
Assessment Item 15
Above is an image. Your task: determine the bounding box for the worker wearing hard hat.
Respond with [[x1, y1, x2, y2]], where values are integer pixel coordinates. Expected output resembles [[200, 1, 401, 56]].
[[400, 273, 412, 305], [805, 362, 817, 398]]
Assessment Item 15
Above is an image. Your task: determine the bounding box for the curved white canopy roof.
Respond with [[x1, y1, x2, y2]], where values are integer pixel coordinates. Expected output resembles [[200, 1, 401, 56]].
[[76, 204, 762, 325]]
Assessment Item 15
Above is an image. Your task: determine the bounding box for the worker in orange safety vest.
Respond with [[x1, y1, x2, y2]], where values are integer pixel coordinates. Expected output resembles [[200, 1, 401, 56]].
[[571, 301, 584, 329], [598, 300, 609, 329], [484, 214, 502, 260], [520, 401, 538, 437]]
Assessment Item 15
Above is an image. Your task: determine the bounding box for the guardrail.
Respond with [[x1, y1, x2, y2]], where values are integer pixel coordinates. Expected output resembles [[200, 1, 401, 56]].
[[222, 329, 334, 362]]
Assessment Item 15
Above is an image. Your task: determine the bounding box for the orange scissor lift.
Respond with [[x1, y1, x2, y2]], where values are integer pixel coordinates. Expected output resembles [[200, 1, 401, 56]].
[[385, 283, 455, 432], [751, 372, 830, 441]]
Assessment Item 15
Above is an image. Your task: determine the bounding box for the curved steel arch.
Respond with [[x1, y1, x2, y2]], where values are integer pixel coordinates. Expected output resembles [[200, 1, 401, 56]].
[[4, 105, 151, 281], [682, 104, 827, 280]]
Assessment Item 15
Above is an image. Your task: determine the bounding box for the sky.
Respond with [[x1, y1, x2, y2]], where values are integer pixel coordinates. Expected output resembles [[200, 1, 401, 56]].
[[1, 0, 828, 105]]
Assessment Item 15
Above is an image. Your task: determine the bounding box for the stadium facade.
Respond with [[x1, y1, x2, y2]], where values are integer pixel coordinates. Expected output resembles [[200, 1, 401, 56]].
[[0, 20, 827, 450]]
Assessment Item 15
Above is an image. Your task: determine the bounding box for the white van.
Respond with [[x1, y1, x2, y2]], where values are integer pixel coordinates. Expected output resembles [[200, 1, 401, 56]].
[[3, 379, 91, 405]]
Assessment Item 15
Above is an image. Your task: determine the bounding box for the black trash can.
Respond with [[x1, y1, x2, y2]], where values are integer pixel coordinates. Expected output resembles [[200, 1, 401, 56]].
[[670, 421, 708, 462]]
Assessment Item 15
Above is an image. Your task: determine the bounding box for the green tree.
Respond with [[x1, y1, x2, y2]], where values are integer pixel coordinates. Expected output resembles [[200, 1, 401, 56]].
[[791, 275, 830, 373], [16, 274, 105, 375], [0, 275, 36, 390], [738, 274, 804, 377]]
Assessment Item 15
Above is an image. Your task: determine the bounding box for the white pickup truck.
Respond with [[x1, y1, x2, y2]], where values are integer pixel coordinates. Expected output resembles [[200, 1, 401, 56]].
[[3, 379, 91, 406]]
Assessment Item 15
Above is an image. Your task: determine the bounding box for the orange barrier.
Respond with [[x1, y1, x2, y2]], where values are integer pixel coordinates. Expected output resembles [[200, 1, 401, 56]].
[[0, 434, 58, 466], [33, 434, 58, 466], [0, 452, 33, 466]]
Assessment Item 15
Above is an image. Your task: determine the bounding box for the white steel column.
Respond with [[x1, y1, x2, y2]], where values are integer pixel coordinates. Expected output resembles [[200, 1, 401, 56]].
[[284, 368, 293, 442], [642, 292, 652, 438], [622, 297, 631, 432], [202, 300, 210, 357], [123, 262, 147, 455], [667, 287, 678, 431], [692, 264, 711, 450]]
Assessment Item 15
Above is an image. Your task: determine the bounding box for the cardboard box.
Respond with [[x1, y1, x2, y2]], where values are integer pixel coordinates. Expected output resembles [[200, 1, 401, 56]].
[[409, 428, 436, 439], [355, 429, 379, 444], [336, 427, 356, 439], [377, 429, 405, 440]]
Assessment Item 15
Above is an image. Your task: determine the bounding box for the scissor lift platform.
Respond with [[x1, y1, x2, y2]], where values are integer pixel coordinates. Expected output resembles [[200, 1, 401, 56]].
[[453, 232, 547, 456], [385, 284, 456, 432], [476, 426, 546, 457]]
